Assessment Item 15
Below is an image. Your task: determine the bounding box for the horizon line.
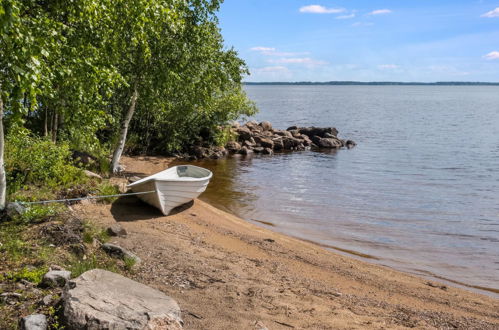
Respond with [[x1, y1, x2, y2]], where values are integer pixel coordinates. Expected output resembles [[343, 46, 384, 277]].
[[244, 81, 499, 85]]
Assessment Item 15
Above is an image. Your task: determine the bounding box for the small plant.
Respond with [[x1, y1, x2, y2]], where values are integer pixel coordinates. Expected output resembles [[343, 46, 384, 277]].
[[82, 222, 110, 244], [13, 204, 62, 224], [96, 183, 120, 204], [7, 266, 48, 285], [123, 256, 136, 271]]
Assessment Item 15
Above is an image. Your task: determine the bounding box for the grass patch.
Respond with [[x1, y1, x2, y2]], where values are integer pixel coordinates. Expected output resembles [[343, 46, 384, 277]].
[[82, 222, 110, 244], [96, 183, 121, 204], [13, 204, 63, 224], [123, 256, 137, 271], [70, 254, 118, 278], [6, 266, 48, 285]]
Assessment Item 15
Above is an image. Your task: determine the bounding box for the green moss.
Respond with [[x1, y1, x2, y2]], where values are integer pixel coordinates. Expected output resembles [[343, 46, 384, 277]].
[[96, 183, 120, 204], [13, 204, 63, 224]]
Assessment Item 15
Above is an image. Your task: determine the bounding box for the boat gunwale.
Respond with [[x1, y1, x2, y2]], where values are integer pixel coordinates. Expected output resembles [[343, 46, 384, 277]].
[[127, 165, 213, 188]]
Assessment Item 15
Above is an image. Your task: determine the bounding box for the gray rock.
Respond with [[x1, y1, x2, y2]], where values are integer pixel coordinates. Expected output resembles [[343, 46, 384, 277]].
[[107, 224, 127, 237], [1, 292, 22, 304], [236, 127, 252, 141], [259, 121, 272, 131], [83, 170, 102, 180], [41, 294, 53, 306], [20, 314, 47, 330], [254, 136, 274, 149], [253, 147, 264, 153], [317, 137, 343, 148], [62, 269, 182, 329], [345, 140, 357, 149], [101, 243, 141, 265], [225, 141, 242, 153], [6, 202, 26, 217], [238, 146, 254, 156], [42, 270, 71, 288]]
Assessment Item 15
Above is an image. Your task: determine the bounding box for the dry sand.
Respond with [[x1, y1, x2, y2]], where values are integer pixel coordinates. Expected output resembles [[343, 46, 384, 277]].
[[75, 156, 499, 329]]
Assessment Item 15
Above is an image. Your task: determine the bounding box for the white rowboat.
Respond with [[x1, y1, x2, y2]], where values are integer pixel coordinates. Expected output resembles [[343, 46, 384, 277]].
[[127, 165, 213, 215]]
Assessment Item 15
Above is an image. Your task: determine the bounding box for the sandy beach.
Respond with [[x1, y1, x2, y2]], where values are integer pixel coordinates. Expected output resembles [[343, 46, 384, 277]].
[[74, 156, 499, 329]]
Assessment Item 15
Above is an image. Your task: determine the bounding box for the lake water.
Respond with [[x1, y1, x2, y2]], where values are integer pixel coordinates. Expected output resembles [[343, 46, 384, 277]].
[[190, 85, 499, 295]]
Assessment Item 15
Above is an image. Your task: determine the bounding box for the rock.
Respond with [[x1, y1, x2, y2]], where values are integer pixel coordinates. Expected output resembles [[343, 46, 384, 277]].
[[259, 121, 272, 131], [69, 243, 86, 257], [272, 138, 284, 151], [254, 321, 269, 330], [49, 264, 65, 271], [262, 148, 273, 155], [238, 146, 254, 156], [210, 146, 227, 159], [282, 137, 301, 150], [62, 269, 182, 329], [20, 314, 48, 330], [253, 147, 264, 153], [225, 141, 242, 153], [289, 129, 301, 138], [83, 170, 102, 181], [245, 120, 259, 129], [286, 125, 298, 131], [230, 121, 240, 129], [6, 202, 26, 218], [1, 292, 22, 304], [42, 270, 71, 288], [107, 224, 127, 237], [114, 164, 127, 173], [276, 130, 293, 138], [243, 139, 256, 148], [41, 294, 53, 306], [192, 146, 210, 159], [254, 136, 274, 149], [301, 134, 313, 147], [101, 243, 141, 265], [317, 137, 343, 148], [345, 140, 356, 149], [236, 127, 252, 141], [298, 126, 339, 138], [128, 176, 142, 183]]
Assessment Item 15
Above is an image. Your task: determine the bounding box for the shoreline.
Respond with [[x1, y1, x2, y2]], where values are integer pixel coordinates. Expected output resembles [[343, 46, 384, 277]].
[[82, 156, 499, 329], [122, 155, 499, 298]]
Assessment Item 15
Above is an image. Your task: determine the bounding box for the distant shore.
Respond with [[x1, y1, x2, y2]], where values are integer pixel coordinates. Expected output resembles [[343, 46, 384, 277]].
[[245, 81, 499, 86]]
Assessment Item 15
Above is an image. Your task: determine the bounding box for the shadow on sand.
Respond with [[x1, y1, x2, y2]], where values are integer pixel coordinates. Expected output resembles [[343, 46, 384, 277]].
[[110, 196, 194, 222]]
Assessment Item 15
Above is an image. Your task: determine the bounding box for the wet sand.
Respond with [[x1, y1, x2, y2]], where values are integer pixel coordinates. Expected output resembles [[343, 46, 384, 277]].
[[76, 156, 499, 329]]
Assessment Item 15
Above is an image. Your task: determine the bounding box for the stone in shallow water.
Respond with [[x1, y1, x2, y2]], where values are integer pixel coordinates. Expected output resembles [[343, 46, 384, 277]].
[[62, 269, 182, 329]]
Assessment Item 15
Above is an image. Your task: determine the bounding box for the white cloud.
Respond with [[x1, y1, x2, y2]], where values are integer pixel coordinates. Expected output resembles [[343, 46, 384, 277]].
[[336, 12, 356, 19], [378, 64, 399, 69], [484, 51, 499, 60], [253, 66, 290, 73], [250, 47, 309, 57], [299, 5, 345, 14], [368, 9, 392, 15], [250, 46, 276, 52], [481, 8, 499, 18], [269, 57, 328, 67]]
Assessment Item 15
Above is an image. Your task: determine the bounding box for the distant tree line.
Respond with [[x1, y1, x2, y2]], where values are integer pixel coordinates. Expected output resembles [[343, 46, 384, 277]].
[[245, 81, 499, 86], [0, 0, 256, 208]]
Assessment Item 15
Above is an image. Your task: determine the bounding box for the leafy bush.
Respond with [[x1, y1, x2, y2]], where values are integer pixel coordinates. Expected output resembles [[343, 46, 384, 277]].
[[96, 183, 120, 204], [5, 129, 85, 195]]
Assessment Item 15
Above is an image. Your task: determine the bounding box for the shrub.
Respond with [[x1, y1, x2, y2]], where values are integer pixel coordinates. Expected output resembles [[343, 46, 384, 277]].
[[5, 129, 85, 195], [14, 204, 62, 224]]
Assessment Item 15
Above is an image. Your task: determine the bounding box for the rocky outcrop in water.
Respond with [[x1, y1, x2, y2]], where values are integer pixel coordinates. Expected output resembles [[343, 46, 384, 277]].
[[230, 121, 356, 155], [182, 120, 355, 160]]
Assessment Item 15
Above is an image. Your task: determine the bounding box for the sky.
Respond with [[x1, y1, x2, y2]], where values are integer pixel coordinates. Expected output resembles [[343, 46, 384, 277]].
[[217, 1, 499, 82]]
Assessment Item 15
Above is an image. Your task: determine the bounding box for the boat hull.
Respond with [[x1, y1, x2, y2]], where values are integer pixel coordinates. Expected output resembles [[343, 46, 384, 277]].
[[127, 165, 212, 215]]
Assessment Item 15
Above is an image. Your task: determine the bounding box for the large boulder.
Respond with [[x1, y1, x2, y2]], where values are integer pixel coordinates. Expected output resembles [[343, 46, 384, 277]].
[[62, 269, 182, 329]]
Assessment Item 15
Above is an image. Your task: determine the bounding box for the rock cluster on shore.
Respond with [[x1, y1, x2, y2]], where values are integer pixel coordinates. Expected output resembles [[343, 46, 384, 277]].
[[189, 120, 356, 160]]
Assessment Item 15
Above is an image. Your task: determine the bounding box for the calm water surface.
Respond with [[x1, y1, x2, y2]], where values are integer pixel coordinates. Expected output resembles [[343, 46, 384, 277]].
[[189, 86, 499, 294]]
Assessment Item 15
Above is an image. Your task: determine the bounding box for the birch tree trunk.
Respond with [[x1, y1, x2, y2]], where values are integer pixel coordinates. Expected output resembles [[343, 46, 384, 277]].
[[0, 87, 7, 210], [111, 86, 139, 173]]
